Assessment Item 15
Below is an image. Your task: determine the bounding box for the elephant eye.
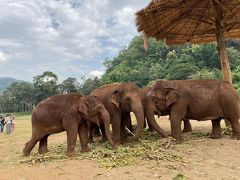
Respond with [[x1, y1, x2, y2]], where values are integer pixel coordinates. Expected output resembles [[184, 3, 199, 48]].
[[152, 97, 164, 103], [151, 97, 158, 103], [125, 97, 131, 103]]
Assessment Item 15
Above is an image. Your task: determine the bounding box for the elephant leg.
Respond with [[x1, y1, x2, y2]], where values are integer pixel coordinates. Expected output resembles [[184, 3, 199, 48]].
[[65, 126, 78, 157], [210, 118, 222, 139], [229, 118, 240, 140], [23, 132, 45, 156], [38, 135, 49, 154], [93, 124, 101, 137], [120, 112, 128, 144], [170, 117, 182, 143], [100, 123, 107, 141], [111, 113, 121, 145], [120, 123, 128, 144], [169, 105, 186, 143], [124, 112, 133, 133], [79, 122, 91, 152], [88, 123, 94, 144], [182, 119, 192, 133]]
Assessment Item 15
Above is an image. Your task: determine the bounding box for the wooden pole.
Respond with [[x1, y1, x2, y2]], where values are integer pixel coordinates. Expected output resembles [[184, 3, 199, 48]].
[[211, 0, 232, 127], [215, 28, 232, 84], [211, 0, 232, 84]]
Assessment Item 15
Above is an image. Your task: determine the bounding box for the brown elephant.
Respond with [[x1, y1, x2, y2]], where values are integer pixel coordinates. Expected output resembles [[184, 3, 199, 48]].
[[147, 80, 240, 143], [91, 83, 145, 144], [141, 87, 192, 135], [23, 94, 114, 157]]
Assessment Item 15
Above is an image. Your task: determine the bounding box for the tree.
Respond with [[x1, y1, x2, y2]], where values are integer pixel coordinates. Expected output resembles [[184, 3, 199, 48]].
[[33, 71, 59, 103], [79, 76, 102, 95], [0, 82, 35, 112], [59, 77, 79, 94]]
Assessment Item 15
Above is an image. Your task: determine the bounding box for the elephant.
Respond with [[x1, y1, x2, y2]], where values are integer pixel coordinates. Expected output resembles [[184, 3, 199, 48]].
[[23, 94, 114, 157], [147, 80, 240, 143], [91, 83, 145, 144], [141, 87, 192, 135]]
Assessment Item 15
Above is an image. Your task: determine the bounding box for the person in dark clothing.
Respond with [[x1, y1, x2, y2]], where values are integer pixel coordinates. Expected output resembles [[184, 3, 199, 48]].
[[0, 115, 5, 133]]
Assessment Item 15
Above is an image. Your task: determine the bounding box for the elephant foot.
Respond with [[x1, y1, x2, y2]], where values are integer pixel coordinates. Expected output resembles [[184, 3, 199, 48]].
[[170, 135, 182, 144], [113, 141, 121, 146], [161, 133, 168, 138], [231, 134, 240, 140], [88, 138, 94, 144], [120, 138, 128, 144], [22, 149, 30, 157], [65, 151, 75, 157], [210, 133, 222, 139], [39, 148, 49, 154], [182, 128, 192, 133], [81, 146, 91, 153]]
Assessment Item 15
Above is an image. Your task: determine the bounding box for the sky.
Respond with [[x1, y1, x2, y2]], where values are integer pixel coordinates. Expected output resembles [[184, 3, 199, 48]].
[[0, 0, 149, 82]]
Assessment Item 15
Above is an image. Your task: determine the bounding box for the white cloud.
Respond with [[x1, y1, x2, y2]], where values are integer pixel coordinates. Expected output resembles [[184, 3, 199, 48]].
[[0, 0, 149, 82], [88, 70, 104, 78]]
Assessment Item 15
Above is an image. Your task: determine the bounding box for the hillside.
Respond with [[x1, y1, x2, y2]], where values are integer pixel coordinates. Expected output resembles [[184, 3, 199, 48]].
[[0, 77, 22, 94]]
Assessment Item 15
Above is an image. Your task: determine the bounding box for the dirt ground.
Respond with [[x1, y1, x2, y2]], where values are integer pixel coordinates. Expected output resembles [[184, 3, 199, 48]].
[[1, 115, 240, 180]]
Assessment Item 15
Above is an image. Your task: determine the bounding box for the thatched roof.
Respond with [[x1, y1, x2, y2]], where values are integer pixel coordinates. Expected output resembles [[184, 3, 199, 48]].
[[136, 0, 240, 45]]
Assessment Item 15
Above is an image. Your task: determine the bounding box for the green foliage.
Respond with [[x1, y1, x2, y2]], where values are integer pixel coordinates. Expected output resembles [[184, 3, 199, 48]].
[[232, 66, 240, 94], [173, 173, 186, 180], [19, 130, 182, 168], [59, 77, 79, 94], [0, 82, 35, 113], [79, 76, 102, 95], [33, 71, 59, 104], [101, 36, 240, 90], [0, 36, 240, 113]]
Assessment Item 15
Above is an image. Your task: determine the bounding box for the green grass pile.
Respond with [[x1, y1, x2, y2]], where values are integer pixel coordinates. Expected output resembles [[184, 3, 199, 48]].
[[19, 130, 182, 168]]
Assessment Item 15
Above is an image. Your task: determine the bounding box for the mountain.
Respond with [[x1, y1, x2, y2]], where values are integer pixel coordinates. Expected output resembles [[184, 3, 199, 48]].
[[0, 77, 22, 94]]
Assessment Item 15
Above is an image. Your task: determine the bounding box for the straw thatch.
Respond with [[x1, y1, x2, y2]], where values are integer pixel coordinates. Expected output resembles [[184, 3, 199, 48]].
[[136, 0, 240, 45]]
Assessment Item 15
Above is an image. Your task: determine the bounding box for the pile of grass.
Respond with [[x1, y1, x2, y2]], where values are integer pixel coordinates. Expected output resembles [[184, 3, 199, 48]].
[[19, 130, 182, 168]]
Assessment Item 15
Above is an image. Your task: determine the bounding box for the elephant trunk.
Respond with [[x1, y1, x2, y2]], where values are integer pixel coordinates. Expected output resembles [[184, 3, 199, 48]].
[[131, 101, 145, 140], [100, 108, 114, 147], [145, 105, 167, 138]]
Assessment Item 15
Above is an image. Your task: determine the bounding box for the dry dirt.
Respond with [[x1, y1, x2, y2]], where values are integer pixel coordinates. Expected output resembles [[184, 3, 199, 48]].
[[1, 115, 240, 180]]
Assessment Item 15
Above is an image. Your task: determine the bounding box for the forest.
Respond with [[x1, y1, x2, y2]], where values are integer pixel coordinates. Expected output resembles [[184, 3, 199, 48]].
[[1, 36, 240, 113]]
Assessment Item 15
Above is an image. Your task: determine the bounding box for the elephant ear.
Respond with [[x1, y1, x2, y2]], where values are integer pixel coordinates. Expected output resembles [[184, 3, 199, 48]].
[[165, 88, 179, 107], [111, 90, 121, 109], [79, 97, 88, 118]]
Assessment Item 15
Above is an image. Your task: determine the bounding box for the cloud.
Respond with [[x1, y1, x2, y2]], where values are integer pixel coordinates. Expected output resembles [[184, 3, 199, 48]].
[[0, 0, 149, 82], [88, 70, 104, 78], [0, 51, 9, 62]]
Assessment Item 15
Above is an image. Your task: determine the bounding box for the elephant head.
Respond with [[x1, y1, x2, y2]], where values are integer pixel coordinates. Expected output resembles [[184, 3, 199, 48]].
[[110, 83, 145, 140], [147, 81, 179, 113], [79, 95, 114, 146]]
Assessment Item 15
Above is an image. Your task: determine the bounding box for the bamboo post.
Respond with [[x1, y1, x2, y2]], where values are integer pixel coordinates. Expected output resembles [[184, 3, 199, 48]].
[[211, 0, 232, 127], [215, 27, 232, 84], [212, 0, 232, 84]]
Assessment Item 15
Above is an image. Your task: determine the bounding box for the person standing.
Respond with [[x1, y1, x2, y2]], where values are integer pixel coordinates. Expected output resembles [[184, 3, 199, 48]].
[[0, 115, 4, 133], [5, 114, 13, 134], [11, 113, 15, 132]]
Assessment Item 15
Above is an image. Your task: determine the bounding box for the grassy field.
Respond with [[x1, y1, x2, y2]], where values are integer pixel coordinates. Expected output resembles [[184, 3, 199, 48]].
[[1, 114, 240, 179]]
